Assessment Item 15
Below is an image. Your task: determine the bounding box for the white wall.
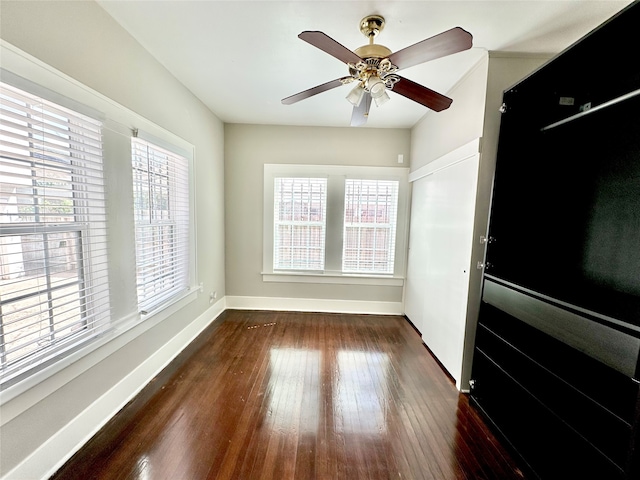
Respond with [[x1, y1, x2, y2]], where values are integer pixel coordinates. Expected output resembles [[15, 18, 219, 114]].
[[405, 144, 480, 388], [0, 1, 225, 478], [406, 54, 489, 387], [224, 124, 410, 309], [410, 56, 489, 171]]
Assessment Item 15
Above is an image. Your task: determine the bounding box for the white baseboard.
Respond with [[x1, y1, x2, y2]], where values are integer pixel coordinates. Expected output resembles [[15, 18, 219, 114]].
[[3, 296, 404, 480], [3, 299, 226, 480], [225, 295, 403, 315]]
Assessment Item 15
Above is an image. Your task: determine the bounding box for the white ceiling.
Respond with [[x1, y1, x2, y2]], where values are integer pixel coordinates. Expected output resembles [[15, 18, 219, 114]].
[[97, 1, 633, 129]]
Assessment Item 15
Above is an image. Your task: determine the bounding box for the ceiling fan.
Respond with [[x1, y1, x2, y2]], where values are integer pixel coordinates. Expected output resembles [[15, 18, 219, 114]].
[[282, 15, 473, 126]]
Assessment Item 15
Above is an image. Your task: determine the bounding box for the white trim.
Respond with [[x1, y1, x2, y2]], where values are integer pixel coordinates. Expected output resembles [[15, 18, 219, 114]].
[[1, 298, 226, 480], [262, 272, 404, 286], [263, 164, 410, 280], [409, 138, 482, 183], [0, 288, 197, 421], [225, 295, 403, 315], [0, 40, 202, 402]]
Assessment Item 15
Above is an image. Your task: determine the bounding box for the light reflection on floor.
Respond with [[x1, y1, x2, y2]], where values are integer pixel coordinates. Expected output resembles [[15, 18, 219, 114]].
[[266, 348, 321, 434], [266, 348, 390, 437], [335, 351, 390, 435], [137, 407, 197, 480]]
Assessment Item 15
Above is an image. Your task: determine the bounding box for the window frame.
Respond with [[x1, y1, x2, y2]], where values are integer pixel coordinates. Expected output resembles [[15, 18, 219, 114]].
[[272, 176, 328, 272], [263, 164, 409, 286], [342, 178, 400, 275], [0, 79, 111, 387], [131, 132, 196, 316], [0, 57, 199, 403]]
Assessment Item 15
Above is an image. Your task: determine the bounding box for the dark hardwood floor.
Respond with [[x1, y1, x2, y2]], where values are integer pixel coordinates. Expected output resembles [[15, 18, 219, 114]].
[[52, 310, 527, 480]]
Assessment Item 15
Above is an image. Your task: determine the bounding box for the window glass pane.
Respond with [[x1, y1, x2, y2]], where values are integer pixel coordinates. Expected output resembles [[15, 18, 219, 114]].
[[0, 81, 110, 384], [273, 177, 326, 271], [131, 138, 190, 312], [342, 179, 399, 274]]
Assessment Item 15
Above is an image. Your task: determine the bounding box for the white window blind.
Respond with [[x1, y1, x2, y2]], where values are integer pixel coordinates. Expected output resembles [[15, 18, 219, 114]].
[[273, 177, 327, 271], [342, 179, 399, 274], [0, 81, 110, 384], [132, 138, 190, 313]]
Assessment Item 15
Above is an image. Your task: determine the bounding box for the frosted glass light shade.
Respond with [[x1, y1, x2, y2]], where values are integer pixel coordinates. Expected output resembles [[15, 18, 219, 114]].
[[367, 76, 386, 97], [346, 83, 365, 107], [373, 90, 390, 107]]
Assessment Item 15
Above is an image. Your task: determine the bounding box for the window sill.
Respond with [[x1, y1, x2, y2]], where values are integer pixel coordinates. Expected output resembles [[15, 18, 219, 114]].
[[262, 272, 404, 287], [0, 287, 198, 411], [138, 287, 199, 320]]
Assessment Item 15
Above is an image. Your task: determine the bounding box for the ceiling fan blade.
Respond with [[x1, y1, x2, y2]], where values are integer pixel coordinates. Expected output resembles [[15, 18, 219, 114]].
[[351, 93, 372, 127], [389, 27, 472, 70], [392, 76, 453, 112], [299, 31, 363, 64], [282, 77, 351, 105]]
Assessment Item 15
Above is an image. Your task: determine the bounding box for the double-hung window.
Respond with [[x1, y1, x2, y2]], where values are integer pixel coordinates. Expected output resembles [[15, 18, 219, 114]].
[[273, 177, 327, 271], [264, 164, 408, 284], [131, 137, 190, 313], [343, 179, 399, 274], [0, 81, 110, 384]]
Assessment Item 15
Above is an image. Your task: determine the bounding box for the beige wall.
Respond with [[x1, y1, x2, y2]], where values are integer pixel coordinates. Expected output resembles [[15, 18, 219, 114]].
[[0, 1, 225, 477], [225, 124, 410, 303]]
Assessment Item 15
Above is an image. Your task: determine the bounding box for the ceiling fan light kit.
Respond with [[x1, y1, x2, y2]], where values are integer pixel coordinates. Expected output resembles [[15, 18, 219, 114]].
[[373, 89, 391, 108], [346, 82, 366, 107], [282, 14, 472, 126], [367, 75, 387, 96]]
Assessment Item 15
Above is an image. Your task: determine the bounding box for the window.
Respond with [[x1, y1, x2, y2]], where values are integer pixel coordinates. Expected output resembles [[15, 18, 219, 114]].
[[273, 177, 327, 271], [263, 164, 408, 284], [0, 81, 110, 384], [131, 137, 190, 313], [343, 179, 398, 274]]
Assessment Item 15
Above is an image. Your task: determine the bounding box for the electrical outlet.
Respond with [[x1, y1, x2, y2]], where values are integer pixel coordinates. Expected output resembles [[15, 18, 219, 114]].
[[209, 291, 217, 305]]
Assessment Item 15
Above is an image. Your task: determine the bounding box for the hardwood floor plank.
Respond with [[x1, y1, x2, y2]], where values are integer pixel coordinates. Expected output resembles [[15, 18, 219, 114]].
[[51, 310, 527, 480]]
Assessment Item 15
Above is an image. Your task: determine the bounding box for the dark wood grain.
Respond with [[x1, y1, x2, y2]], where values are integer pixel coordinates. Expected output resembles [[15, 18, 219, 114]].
[[392, 76, 452, 112], [389, 27, 472, 71], [298, 31, 362, 65], [52, 310, 527, 480]]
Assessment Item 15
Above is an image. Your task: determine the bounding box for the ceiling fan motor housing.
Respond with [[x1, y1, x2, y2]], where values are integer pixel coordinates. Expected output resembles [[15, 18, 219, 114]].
[[355, 15, 393, 73], [351, 16, 398, 91], [354, 44, 392, 60]]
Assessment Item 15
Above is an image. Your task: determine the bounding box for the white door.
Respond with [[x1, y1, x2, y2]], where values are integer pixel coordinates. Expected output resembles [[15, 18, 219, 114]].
[[405, 153, 479, 387]]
